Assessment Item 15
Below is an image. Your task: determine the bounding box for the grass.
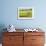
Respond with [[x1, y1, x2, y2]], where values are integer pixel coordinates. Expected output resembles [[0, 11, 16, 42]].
[[19, 9, 32, 17]]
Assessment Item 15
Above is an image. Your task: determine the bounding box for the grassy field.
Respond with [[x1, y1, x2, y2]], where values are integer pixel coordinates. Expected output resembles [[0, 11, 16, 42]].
[[19, 9, 32, 17]]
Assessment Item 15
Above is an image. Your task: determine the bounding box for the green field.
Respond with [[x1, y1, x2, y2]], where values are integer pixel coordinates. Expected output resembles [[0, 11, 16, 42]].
[[19, 9, 32, 17]]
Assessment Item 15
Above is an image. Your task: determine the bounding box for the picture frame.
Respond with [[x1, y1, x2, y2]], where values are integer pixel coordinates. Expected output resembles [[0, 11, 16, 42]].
[[17, 7, 34, 19]]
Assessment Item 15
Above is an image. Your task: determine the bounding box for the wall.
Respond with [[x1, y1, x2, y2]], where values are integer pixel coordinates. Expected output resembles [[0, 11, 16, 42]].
[[0, 0, 46, 43], [0, 0, 46, 30]]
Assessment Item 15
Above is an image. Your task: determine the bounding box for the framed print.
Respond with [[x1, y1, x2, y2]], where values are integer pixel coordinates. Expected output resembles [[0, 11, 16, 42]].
[[17, 7, 34, 19]]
